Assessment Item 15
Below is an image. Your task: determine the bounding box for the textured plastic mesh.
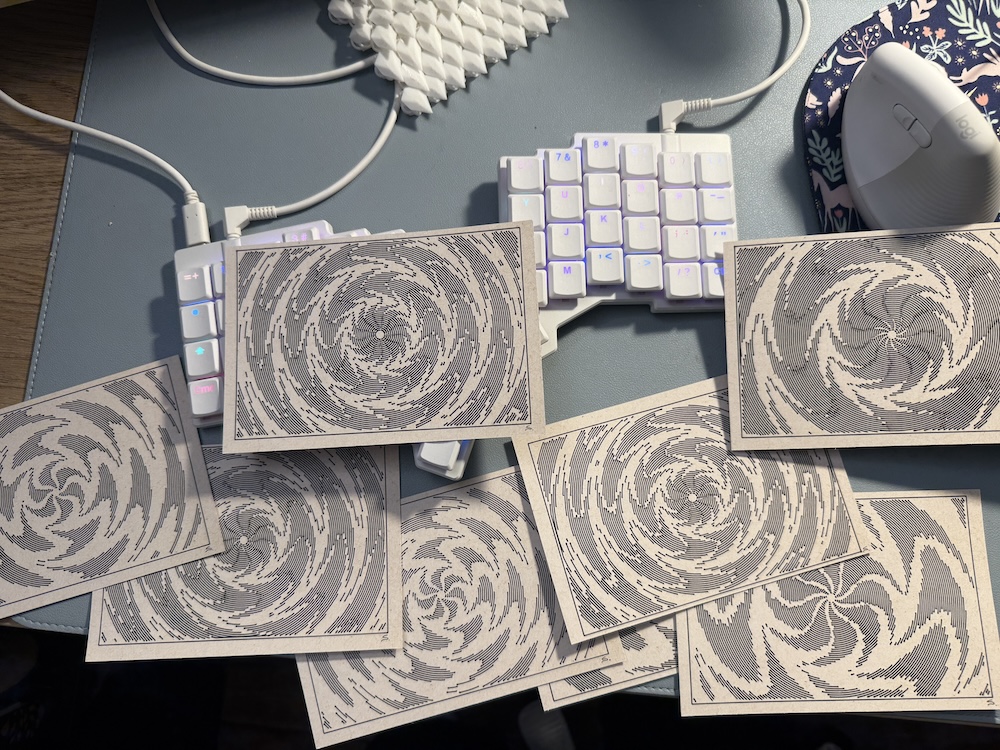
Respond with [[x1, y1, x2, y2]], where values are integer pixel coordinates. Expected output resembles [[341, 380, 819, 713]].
[[328, 0, 568, 115]]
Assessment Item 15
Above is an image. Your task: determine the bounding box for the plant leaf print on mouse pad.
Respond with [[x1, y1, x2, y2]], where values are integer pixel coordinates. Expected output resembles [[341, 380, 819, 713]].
[[726, 225, 1000, 450], [223, 222, 544, 453]]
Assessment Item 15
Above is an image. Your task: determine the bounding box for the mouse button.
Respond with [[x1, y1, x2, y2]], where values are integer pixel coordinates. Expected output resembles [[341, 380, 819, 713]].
[[893, 103, 917, 130], [908, 119, 932, 148]]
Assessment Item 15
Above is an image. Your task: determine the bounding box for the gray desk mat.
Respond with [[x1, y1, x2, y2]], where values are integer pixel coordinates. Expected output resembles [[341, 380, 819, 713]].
[[13, 0, 1000, 723]]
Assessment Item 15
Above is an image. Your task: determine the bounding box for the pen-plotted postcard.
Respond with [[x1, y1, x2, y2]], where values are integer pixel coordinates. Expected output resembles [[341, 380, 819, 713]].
[[539, 618, 677, 710], [297, 469, 622, 748], [223, 222, 543, 453], [678, 491, 1000, 715], [514, 376, 867, 644], [87, 446, 401, 660], [727, 225, 1000, 450], [0, 359, 223, 620]]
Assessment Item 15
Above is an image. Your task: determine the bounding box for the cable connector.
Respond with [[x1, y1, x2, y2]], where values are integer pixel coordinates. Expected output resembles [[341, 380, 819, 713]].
[[181, 200, 210, 246], [223, 205, 277, 240], [659, 98, 715, 133]]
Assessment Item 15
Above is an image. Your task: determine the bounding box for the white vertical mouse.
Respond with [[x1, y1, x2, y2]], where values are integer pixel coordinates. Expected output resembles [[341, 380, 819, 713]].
[[841, 41, 1000, 230]]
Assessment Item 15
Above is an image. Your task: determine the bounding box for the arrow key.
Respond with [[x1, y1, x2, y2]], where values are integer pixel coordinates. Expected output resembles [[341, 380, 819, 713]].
[[184, 339, 221, 379]]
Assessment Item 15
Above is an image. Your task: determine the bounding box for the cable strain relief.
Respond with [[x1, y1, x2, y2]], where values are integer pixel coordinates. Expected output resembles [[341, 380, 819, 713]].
[[182, 190, 200, 204], [684, 98, 714, 115], [248, 205, 278, 221]]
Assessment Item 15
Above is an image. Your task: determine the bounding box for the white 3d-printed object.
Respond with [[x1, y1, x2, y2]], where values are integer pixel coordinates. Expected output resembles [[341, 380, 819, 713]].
[[328, 0, 568, 115]]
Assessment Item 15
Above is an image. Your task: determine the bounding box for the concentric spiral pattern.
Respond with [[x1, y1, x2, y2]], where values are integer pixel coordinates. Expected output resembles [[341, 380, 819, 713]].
[[0, 361, 218, 619], [733, 232, 1000, 445], [525, 381, 863, 642], [682, 493, 1000, 713], [541, 619, 677, 709], [230, 227, 538, 449], [298, 470, 615, 745], [92, 446, 398, 658]]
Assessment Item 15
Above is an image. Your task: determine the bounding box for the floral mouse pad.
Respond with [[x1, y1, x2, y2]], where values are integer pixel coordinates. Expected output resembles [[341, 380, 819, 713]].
[[803, 0, 1000, 233]]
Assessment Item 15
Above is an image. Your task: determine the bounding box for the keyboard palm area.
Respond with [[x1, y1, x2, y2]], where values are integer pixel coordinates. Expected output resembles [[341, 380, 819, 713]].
[[500, 132, 735, 356]]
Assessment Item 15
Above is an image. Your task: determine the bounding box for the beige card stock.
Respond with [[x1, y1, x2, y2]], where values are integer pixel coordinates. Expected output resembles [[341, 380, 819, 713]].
[[726, 225, 1000, 450], [678, 491, 1000, 715], [297, 469, 622, 748], [86, 446, 401, 660], [514, 376, 868, 644], [539, 618, 677, 710], [0, 359, 223, 620], [223, 222, 544, 453]]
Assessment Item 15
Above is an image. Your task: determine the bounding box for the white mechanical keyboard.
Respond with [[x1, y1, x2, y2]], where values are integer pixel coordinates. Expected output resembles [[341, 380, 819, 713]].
[[499, 131, 736, 356]]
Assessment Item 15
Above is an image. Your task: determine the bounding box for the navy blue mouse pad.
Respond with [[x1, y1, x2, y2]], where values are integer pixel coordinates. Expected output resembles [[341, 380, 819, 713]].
[[804, 0, 1000, 233]]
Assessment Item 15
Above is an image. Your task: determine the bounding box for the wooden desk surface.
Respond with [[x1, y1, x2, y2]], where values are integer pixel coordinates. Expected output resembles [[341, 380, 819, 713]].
[[0, 0, 98, 409]]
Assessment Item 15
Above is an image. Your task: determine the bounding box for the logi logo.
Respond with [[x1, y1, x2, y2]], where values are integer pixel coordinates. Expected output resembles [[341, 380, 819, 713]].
[[956, 116, 978, 140]]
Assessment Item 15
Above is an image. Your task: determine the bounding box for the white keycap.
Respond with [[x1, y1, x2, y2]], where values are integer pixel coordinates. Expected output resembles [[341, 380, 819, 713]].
[[546, 185, 584, 222], [545, 149, 582, 184], [180, 302, 217, 342], [703, 262, 725, 298], [189, 376, 223, 418], [700, 224, 736, 260], [587, 247, 625, 285], [620, 143, 657, 179], [184, 339, 222, 379], [548, 261, 587, 298], [624, 217, 661, 253], [507, 156, 544, 192], [583, 136, 619, 172], [665, 262, 703, 299], [583, 173, 621, 209], [282, 227, 320, 242], [215, 299, 225, 333], [509, 194, 545, 230], [625, 254, 664, 291], [211, 262, 225, 297], [416, 441, 461, 473], [698, 188, 735, 223], [663, 226, 701, 262], [537, 269, 549, 307], [585, 210, 623, 246], [547, 223, 585, 259], [696, 152, 732, 186], [622, 180, 658, 216], [534, 231, 547, 268], [660, 188, 698, 224], [658, 151, 695, 187], [177, 266, 213, 304]]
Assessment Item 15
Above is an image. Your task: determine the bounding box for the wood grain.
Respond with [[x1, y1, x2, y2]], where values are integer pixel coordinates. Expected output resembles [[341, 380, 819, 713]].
[[0, 0, 97, 408]]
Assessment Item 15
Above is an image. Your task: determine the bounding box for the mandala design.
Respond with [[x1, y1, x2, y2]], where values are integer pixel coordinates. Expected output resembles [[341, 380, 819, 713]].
[[227, 226, 540, 450], [298, 470, 615, 747], [520, 380, 864, 643], [731, 230, 1000, 445], [90, 446, 399, 658], [0, 360, 219, 619], [680, 492, 1000, 715]]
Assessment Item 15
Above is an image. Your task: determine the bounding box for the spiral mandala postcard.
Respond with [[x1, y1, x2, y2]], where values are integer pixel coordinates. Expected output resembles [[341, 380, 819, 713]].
[[538, 618, 677, 710], [727, 224, 1000, 450], [513, 376, 867, 644], [0, 358, 223, 620], [677, 490, 1000, 716], [86, 446, 401, 661], [297, 469, 622, 747], [223, 222, 543, 453]]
